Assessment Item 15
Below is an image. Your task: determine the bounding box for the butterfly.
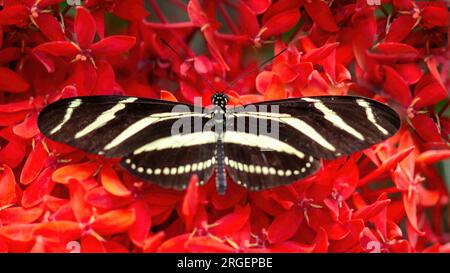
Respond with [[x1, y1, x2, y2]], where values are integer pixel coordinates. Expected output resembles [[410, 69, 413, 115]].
[[37, 92, 400, 195]]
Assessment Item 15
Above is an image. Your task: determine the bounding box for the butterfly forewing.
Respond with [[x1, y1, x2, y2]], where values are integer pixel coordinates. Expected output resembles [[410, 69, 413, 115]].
[[38, 95, 209, 158], [239, 96, 400, 160]]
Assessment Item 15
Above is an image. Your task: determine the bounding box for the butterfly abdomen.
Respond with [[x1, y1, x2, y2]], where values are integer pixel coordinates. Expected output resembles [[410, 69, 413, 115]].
[[215, 139, 227, 195]]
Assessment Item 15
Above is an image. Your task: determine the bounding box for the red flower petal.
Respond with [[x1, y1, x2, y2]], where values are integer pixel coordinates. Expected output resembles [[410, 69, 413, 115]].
[[21, 167, 55, 208], [52, 162, 99, 184], [245, 0, 271, 14], [0, 67, 30, 93], [0, 206, 43, 224], [143, 232, 165, 253], [402, 193, 425, 235], [267, 206, 303, 244], [186, 236, 235, 253], [351, 8, 376, 69], [0, 131, 26, 168], [370, 42, 420, 62], [13, 112, 39, 139], [129, 200, 152, 248], [304, 1, 339, 32], [256, 71, 286, 100], [418, 185, 439, 207], [33, 221, 83, 242], [209, 205, 251, 237], [0, 99, 33, 113], [157, 234, 190, 253], [236, 1, 259, 37], [211, 179, 246, 210], [312, 227, 328, 253], [394, 63, 423, 85], [68, 181, 93, 223], [359, 146, 415, 186], [20, 140, 47, 185], [413, 81, 447, 109], [90, 36, 136, 57], [75, 7, 96, 49], [0, 5, 29, 26], [0, 224, 35, 243], [91, 208, 136, 236], [303, 42, 339, 63], [385, 15, 416, 42], [272, 62, 298, 83], [422, 6, 449, 28], [382, 65, 412, 107], [194, 55, 213, 74], [410, 114, 442, 143], [181, 175, 199, 230], [353, 198, 391, 221], [202, 29, 230, 71], [34, 13, 65, 42], [81, 235, 106, 253], [33, 41, 80, 57], [0, 47, 21, 64], [268, 241, 315, 253], [0, 164, 17, 207], [84, 186, 133, 209], [416, 150, 450, 165], [160, 90, 178, 102], [425, 56, 445, 89], [261, 8, 301, 39], [100, 166, 131, 197]]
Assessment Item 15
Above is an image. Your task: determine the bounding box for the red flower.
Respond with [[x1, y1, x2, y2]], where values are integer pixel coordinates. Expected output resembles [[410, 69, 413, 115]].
[[0, 0, 65, 41], [0, 0, 448, 253], [32, 7, 135, 95]]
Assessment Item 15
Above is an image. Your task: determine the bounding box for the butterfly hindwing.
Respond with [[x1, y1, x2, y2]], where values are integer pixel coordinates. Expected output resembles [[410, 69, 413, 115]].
[[224, 141, 320, 190], [121, 133, 216, 190]]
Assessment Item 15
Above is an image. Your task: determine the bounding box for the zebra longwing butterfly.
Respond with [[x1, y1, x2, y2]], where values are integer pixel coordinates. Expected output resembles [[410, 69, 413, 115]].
[[37, 93, 400, 195]]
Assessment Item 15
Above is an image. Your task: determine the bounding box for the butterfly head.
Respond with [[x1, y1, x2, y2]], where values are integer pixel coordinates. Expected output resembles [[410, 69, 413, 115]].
[[212, 93, 229, 111]]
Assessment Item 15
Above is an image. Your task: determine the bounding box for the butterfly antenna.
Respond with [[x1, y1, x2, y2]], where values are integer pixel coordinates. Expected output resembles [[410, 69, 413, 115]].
[[160, 38, 219, 93], [219, 47, 287, 94]]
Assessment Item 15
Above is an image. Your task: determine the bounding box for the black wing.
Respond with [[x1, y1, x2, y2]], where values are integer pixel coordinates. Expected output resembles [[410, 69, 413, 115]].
[[38, 95, 209, 158], [224, 141, 320, 190], [230, 95, 400, 160], [121, 141, 215, 190]]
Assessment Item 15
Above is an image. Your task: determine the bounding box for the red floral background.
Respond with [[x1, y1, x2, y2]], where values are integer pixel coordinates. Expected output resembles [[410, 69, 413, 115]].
[[0, 0, 449, 253]]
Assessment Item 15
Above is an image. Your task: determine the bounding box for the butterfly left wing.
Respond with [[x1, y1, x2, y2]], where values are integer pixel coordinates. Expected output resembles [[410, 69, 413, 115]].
[[120, 132, 216, 190], [38, 95, 209, 158]]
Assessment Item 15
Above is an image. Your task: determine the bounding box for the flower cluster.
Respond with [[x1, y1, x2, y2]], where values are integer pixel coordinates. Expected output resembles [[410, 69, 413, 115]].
[[0, 0, 449, 253]]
